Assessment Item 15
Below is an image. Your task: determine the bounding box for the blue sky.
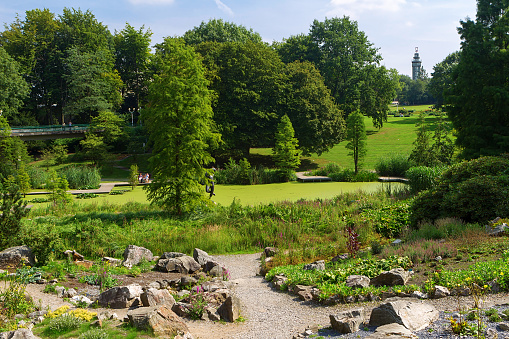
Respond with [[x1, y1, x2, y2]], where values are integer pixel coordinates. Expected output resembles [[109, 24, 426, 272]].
[[1, 0, 477, 76]]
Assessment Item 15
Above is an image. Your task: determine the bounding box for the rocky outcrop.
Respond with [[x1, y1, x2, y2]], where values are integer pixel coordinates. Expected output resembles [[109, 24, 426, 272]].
[[346, 275, 370, 289], [140, 288, 176, 307], [217, 295, 241, 322], [122, 245, 154, 268], [369, 298, 439, 331], [98, 284, 143, 308], [365, 323, 417, 339], [330, 308, 365, 334], [370, 268, 412, 287], [303, 260, 325, 271], [0, 328, 41, 339], [0, 246, 36, 269], [157, 254, 201, 274], [127, 304, 192, 338]]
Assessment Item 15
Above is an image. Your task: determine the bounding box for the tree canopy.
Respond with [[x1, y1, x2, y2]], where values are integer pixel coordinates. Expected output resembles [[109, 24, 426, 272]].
[[183, 19, 263, 45]]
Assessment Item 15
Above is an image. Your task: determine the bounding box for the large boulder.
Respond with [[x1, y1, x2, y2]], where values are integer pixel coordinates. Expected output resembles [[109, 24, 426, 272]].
[[303, 260, 325, 271], [193, 248, 223, 276], [0, 328, 41, 339], [0, 246, 36, 269], [330, 308, 365, 334], [98, 284, 143, 308], [369, 299, 439, 331], [156, 256, 201, 274], [122, 245, 153, 268], [346, 275, 370, 289], [127, 304, 192, 338], [141, 288, 176, 307], [365, 323, 417, 339], [370, 268, 412, 287], [217, 295, 241, 322]]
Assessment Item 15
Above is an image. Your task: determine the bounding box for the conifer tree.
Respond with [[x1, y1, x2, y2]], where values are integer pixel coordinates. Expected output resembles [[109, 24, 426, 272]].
[[273, 115, 301, 180], [345, 111, 367, 174]]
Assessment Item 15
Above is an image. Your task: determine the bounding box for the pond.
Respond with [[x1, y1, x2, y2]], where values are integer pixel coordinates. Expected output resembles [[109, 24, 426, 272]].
[[213, 181, 407, 206]]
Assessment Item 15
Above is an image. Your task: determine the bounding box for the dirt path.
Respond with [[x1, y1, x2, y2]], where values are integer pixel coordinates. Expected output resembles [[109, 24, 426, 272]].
[[185, 253, 347, 339]]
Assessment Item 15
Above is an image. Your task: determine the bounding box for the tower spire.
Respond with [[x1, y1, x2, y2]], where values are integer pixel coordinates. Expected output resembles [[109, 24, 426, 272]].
[[412, 47, 422, 80]]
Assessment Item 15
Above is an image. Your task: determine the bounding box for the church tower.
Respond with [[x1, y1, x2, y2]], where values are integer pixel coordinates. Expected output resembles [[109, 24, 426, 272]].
[[412, 47, 422, 80]]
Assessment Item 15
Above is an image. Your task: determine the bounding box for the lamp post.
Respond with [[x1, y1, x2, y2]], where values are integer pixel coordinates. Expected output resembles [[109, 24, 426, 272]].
[[129, 108, 134, 126]]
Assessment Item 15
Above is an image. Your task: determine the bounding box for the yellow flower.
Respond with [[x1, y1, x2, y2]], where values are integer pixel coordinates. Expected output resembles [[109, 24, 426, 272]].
[[501, 272, 504, 276], [397, 290, 402, 293], [484, 285, 488, 289]]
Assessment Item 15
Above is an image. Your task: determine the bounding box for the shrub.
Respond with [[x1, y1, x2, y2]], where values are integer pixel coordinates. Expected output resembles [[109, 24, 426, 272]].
[[405, 166, 446, 193], [215, 158, 288, 185], [46, 314, 83, 334], [313, 164, 377, 182], [375, 153, 411, 177], [58, 166, 101, 189], [78, 329, 108, 339], [361, 203, 410, 237], [312, 162, 342, 176]]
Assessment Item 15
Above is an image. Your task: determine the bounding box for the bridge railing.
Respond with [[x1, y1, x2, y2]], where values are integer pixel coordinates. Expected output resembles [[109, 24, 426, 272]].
[[10, 124, 89, 133]]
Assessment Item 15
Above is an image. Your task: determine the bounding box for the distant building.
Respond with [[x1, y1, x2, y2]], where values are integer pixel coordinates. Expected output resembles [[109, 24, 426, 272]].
[[412, 47, 422, 80]]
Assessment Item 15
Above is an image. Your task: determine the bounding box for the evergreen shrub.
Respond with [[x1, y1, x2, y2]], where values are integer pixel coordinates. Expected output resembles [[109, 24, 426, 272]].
[[405, 166, 446, 193]]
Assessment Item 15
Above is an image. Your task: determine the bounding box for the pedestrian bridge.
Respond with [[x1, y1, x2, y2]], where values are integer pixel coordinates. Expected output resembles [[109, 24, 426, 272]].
[[5, 125, 89, 140]]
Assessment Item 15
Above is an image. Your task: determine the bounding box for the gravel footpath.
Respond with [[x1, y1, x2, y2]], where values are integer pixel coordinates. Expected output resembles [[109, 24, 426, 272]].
[[184, 252, 509, 339]]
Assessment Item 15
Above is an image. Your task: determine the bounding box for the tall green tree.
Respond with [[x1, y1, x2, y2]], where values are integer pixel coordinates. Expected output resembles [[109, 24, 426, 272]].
[[0, 176, 28, 250], [446, 0, 509, 158], [143, 38, 219, 214], [114, 24, 152, 112], [428, 52, 460, 109], [345, 111, 367, 174], [409, 113, 433, 166], [430, 113, 455, 165], [273, 115, 301, 180], [183, 19, 263, 45], [0, 46, 30, 124], [282, 61, 345, 155]]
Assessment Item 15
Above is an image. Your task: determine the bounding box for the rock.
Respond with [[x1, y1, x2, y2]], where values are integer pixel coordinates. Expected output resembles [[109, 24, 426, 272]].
[[122, 245, 153, 268], [0, 246, 36, 269], [486, 218, 509, 236], [295, 288, 313, 302], [303, 260, 325, 271], [172, 302, 190, 317], [102, 257, 122, 267], [498, 323, 509, 331], [201, 281, 227, 292], [0, 328, 41, 339], [71, 295, 92, 306], [205, 307, 221, 321], [156, 256, 201, 274], [208, 264, 223, 277], [74, 260, 94, 269], [272, 275, 288, 290], [65, 288, 77, 298], [487, 328, 498, 339], [370, 268, 412, 287], [410, 291, 428, 299], [264, 247, 278, 257], [217, 295, 241, 322], [193, 248, 215, 266], [330, 308, 365, 334], [98, 284, 143, 308], [27, 311, 46, 319], [435, 256, 442, 262], [488, 279, 501, 293], [369, 299, 439, 331], [161, 252, 185, 259], [392, 239, 403, 245], [98, 310, 119, 321], [365, 323, 417, 339], [434, 285, 450, 298], [180, 276, 198, 287], [140, 288, 176, 307], [331, 254, 349, 262], [127, 304, 192, 338], [346, 275, 370, 289], [55, 286, 66, 298], [344, 295, 356, 303]]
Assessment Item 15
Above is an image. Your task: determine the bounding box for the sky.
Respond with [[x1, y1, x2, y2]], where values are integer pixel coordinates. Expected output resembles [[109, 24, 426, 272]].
[[0, 0, 477, 76]]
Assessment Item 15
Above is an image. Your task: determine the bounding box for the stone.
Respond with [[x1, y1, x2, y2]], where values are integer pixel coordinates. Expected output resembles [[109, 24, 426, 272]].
[[98, 310, 119, 321], [331, 254, 349, 262], [264, 247, 278, 257], [172, 302, 190, 317], [435, 256, 442, 262], [498, 323, 509, 331], [487, 328, 499, 339], [410, 291, 428, 299], [65, 288, 77, 298], [0, 328, 41, 339], [392, 239, 403, 246], [365, 323, 417, 339], [127, 304, 191, 338], [193, 248, 215, 266], [488, 279, 501, 293], [141, 288, 176, 307], [156, 256, 201, 274], [55, 286, 66, 298], [272, 275, 288, 290], [102, 257, 122, 267], [486, 221, 509, 236], [208, 264, 223, 277], [74, 260, 94, 269], [370, 268, 412, 287], [98, 284, 143, 308], [433, 286, 450, 298], [303, 260, 325, 271], [369, 299, 439, 331], [71, 295, 92, 306], [161, 252, 185, 259], [205, 307, 221, 321], [330, 308, 365, 334], [27, 311, 46, 319], [147, 281, 161, 290], [0, 246, 36, 269], [346, 275, 370, 289], [217, 295, 241, 322], [180, 276, 198, 287], [201, 281, 227, 292], [122, 245, 153, 268]]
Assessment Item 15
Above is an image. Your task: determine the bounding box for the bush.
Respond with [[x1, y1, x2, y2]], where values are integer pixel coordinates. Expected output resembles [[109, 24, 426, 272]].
[[58, 166, 101, 189], [405, 166, 446, 193], [361, 203, 410, 237], [78, 329, 108, 339], [312, 163, 378, 182], [215, 158, 289, 185], [410, 156, 509, 225], [46, 314, 83, 334], [375, 153, 411, 177]]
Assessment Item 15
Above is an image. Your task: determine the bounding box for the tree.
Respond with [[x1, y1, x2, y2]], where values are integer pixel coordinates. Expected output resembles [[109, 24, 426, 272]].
[[196, 41, 285, 156], [428, 52, 460, 109], [430, 112, 455, 165], [273, 115, 301, 180], [446, 0, 509, 158], [345, 111, 367, 174], [128, 164, 139, 191], [0, 46, 30, 124], [409, 113, 433, 166], [114, 24, 152, 112], [46, 169, 72, 206], [0, 176, 28, 249], [143, 38, 219, 214], [282, 61, 345, 155], [183, 19, 263, 45]]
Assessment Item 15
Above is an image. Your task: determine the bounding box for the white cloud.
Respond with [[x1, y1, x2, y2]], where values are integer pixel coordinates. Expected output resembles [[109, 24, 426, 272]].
[[214, 0, 234, 16], [128, 0, 175, 5], [328, 0, 406, 16]]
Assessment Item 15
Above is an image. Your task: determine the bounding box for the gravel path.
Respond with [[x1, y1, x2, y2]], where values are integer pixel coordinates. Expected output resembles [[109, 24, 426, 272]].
[[185, 253, 509, 339]]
